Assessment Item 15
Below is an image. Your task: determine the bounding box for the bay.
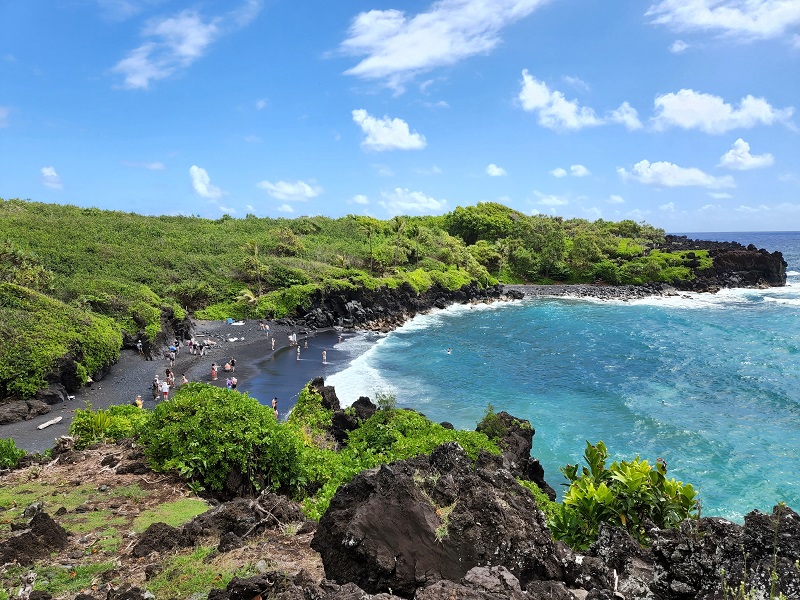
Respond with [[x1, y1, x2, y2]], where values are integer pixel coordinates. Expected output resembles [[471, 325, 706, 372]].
[[328, 232, 800, 522]]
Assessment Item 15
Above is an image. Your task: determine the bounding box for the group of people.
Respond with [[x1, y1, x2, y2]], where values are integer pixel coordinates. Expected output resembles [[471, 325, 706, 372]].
[[151, 368, 188, 402], [210, 357, 236, 382]]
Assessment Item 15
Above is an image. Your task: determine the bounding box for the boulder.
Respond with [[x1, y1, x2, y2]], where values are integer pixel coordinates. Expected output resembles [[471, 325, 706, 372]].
[[0, 512, 69, 565], [0, 398, 51, 425], [312, 442, 563, 598]]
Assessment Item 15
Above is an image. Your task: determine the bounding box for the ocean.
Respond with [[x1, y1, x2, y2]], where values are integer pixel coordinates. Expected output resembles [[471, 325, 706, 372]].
[[326, 232, 800, 522]]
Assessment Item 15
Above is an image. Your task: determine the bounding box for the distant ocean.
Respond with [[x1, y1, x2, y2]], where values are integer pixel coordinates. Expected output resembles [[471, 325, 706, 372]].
[[326, 232, 800, 522]]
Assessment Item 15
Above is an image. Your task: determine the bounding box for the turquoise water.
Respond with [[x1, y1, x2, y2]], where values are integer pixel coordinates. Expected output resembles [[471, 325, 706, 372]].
[[328, 232, 800, 522]]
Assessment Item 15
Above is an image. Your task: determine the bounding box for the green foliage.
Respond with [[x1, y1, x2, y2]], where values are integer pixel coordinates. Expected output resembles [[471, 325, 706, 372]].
[[69, 404, 152, 449], [133, 498, 209, 532], [550, 441, 699, 550], [0, 437, 26, 469], [30, 562, 118, 596], [0, 283, 123, 399], [138, 383, 306, 495], [517, 479, 561, 523], [286, 384, 334, 447], [476, 403, 507, 442]]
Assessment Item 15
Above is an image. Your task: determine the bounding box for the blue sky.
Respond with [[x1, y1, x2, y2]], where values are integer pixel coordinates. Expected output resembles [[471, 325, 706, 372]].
[[1, 0, 798, 232]]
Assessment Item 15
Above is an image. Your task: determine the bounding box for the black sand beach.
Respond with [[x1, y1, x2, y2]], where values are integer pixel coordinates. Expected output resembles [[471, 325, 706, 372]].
[[0, 319, 349, 454]]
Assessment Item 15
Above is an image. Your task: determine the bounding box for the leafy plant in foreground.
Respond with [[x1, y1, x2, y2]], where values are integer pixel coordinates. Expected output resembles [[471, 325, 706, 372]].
[[0, 437, 26, 469], [550, 441, 699, 550]]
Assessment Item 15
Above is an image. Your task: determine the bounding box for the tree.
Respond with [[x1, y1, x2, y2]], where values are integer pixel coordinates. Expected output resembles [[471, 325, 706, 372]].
[[390, 215, 407, 267], [236, 288, 258, 319], [241, 240, 267, 296], [355, 216, 382, 275]]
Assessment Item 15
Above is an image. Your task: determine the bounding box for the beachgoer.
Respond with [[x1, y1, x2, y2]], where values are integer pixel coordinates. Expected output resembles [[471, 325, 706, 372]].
[[211, 363, 218, 381], [151, 377, 160, 401], [265, 323, 270, 336], [169, 350, 175, 367], [181, 373, 188, 385], [273, 402, 279, 419], [447, 348, 452, 354], [296, 347, 300, 360], [258, 320, 264, 331], [136, 339, 143, 355], [160, 380, 169, 400], [338, 334, 342, 344], [304, 339, 308, 349], [135, 395, 143, 409], [271, 338, 275, 351], [224, 362, 232, 372], [230, 357, 236, 372], [226, 377, 232, 390], [230, 376, 237, 390], [322, 350, 327, 364], [271, 397, 278, 410]]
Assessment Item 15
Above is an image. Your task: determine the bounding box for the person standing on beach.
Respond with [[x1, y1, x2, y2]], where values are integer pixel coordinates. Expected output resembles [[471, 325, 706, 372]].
[[181, 373, 188, 386], [322, 350, 327, 364], [296, 346, 300, 360], [211, 363, 218, 381], [230, 376, 237, 390], [273, 401, 279, 419], [136, 339, 143, 355], [226, 377, 232, 390], [160, 379, 169, 401], [230, 357, 236, 372], [271, 338, 275, 351], [151, 377, 160, 401]]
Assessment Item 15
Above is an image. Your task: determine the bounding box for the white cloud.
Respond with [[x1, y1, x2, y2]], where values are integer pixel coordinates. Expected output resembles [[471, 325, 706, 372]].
[[122, 160, 166, 170], [373, 164, 396, 177], [550, 168, 567, 178], [0, 106, 9, 128], [379, 188, 446, 215], [519, 71, 640, 131], [646, 0, 800, 40], [189, 165, 223, 199], [609, 194, 625, 204], [415, 165, 443, 175], [608, 101, 643, 130], [218, 205, 237, 214], [570, 164, 590, 177], [660, 202, 676, 212], [40, 166, 63, 190], [256, 179, 322, 201], [339, 0, 549, 91], [562, 75, 590, 91], [519, 70, 603, 131], [708, 192, 733, 199], [534, 191, 569, 206], [718, 138, 774, 170], [351, 194, 370, 205], [255, 98, 268, 110], [486, 163, 507, 176], [618, 159, 735, 189], [670, 39, 689, 53], [276, 204, 295, 213], [652, 89, 794, 133], [352, 109, 427, 151], [113, 1, 262, 89]]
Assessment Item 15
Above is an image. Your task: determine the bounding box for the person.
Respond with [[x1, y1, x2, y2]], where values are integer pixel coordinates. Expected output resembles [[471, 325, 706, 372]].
[[226, 377, 232, 390], [230, 376, 237, 390], [151, 377, 160, 401], [265, 323, 270, 337], [211, 363, 218, 381], [271, 338, 275, 351], [322, 350, 327, 364], [169, 350, 175, 367], [296, 346, 300, 360], [224, 362, 232, 372], [136, 339, 143, 355], [135, 395, 143, 409], [304, 339, 308, 349], [338, 334, 342, 344], [273, 401, 279, 419], [258, 320, 264, 331], [181, 373, 188, 385], [447, 348, 452, 354], [230, 357, 236, 372], [160, 379, 169, 401]]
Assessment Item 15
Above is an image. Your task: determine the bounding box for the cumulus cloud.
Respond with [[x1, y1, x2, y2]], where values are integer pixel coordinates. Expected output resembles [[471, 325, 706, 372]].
[[534, 191, 569, 206], [379, 187, 446, 215], [618, 159, 735, 189], [122, 160, 166, 170], [646, 0, 800, 40], [660, 202, 676, 212], [486, 163, 507, 176], [351, 194, 370, 205], [708, 191, 733, 199], [257, 179, 322, 201], [113, 1, 262, 89], [276, 204, 295, 213], [0, 106, 9, 128], [609, 194, 625, 204], [651, 89, 794, 133], [718, 138, 775, 170], [352, 109, 427, 151], [255, 98, 268, 110], [339, 0, 549, 90], [189, 165, 223, 199], [40, 166, 63, 190], [608, 101, 643, 130], [570, 164, 590, 177], [670, 39, 689, 53], [519, 71, 640, 131], [550, 168, 567, 178]]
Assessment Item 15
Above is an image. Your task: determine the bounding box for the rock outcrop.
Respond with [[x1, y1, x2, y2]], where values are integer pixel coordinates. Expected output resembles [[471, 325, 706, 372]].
[[312, 442, 563, 597]]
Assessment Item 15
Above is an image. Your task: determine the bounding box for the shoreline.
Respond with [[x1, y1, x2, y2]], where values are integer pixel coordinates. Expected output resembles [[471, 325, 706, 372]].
[[0, 280, 765, 454]]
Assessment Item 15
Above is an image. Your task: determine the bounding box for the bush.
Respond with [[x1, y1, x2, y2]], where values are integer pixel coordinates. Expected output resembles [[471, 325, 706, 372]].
[[0, 437, 26, 469], [549, 441, 699, 550], [138, 383, 307, 495], [70, 404, 152, 449]]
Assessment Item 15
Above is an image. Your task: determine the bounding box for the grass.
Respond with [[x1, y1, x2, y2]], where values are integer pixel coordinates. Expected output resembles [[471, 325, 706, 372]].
[[132, 498, 209, 533], [143, 545, 258, 598], [0, 561, 119, 598]]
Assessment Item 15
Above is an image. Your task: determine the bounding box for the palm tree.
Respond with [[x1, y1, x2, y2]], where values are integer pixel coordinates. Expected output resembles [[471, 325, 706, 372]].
[[390, 215, 406, 267], [236, 288, 258, 319], [242, 240, 267, 296]]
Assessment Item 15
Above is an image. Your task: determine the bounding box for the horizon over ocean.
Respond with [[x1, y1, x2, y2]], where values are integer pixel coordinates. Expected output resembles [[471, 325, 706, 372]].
[[324, 231, 800, 523]]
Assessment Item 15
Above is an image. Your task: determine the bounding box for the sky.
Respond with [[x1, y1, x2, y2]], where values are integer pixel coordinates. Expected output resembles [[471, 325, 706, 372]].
[[1, 1, 799, 233]]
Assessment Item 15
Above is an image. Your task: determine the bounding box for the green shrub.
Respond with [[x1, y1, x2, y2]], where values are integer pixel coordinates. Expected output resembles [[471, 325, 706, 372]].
[[70, 404, 152, 449], [475, 403, 507, 442], [0, 437, 26, 469], [549, 441, 699, 550], [138, 383, 307, 495]]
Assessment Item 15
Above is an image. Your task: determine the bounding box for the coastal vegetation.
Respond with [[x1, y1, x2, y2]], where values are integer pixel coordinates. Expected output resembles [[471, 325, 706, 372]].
[[1, 197, 721, 404]]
